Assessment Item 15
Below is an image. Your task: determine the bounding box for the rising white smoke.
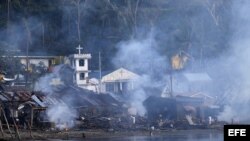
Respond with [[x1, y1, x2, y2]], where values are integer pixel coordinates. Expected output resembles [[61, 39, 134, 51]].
[[217, 0, 250, 123], [46, 104, 76, 130], [113, 31, 169, 116], [35, 65, 64, 94], [35, 65, 77, 129]]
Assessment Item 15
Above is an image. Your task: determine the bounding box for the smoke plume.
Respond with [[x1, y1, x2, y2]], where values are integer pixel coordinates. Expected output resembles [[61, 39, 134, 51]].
[[217, 0, 250, 123], [35, 65, 77, 129], [113, 31, 169, 116]]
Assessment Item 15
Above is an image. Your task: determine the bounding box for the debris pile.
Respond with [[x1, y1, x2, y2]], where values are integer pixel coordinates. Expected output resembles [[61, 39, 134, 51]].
[[0, 81, 224, 141]]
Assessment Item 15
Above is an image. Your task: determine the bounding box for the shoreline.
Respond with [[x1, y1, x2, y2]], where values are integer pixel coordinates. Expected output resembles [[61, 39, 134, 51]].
[[0, 127, 223, 141]]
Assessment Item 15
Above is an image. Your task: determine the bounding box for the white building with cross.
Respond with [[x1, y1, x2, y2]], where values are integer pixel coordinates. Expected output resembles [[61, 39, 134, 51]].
[[101, 68, 140, 94], [68, 45, 92, 88]]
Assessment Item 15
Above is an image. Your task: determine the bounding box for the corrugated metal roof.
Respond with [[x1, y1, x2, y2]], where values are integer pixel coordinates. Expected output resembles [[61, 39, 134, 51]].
[[1, 85, 122, 109], [0, 94, 8, 101], [0, 91, 45, 105]]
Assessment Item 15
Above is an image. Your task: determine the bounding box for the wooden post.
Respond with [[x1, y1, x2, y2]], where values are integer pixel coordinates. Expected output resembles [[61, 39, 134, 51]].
[[9, 102, 21, 141], [0, 120, 5, 137], [12, 116, 21, 141], [0, 106, 4, 136], [30, 107, 34, 128], [1, 107, 13, 138], [27, 121, 33, 139]]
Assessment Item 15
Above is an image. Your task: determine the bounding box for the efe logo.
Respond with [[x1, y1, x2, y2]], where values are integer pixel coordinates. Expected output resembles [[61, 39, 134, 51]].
[[224, 125, 249, 141], [228, 129, 246, 136]]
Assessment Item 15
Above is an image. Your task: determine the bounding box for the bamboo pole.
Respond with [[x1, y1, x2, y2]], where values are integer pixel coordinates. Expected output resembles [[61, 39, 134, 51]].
[[0, 120, 5, 137], [27, 120, 33, 139], [0, 106, 4, 137], [12, 116, 21, 141], [9, 103, 20, 141], [31, 107, 34, 128], [1, 107, 13, 138]]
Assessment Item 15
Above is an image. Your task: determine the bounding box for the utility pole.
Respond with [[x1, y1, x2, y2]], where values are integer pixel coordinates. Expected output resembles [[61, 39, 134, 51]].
[[25, 38, 29, 88], [42, 23, 45, 49], [170, 68, 173, 97], [169, 56, 174, 97], [7, 0, 10, 34], [99, 52, 102, 93], [23, 18, 31, 88]]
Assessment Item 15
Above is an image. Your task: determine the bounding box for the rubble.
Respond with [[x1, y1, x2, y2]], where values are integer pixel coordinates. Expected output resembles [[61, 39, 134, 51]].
[[0, 82, 225, 140]]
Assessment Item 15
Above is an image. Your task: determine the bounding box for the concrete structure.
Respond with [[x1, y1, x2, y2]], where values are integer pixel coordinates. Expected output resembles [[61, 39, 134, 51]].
[[19, 56, 57, 67], [101, 68, 139, 94], [68, 45, 92, 88], [9, 55, 59, 69]]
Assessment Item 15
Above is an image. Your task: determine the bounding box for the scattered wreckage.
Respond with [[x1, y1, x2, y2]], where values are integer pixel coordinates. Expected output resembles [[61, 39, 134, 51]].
[[0, 75, 224, 140], [0, 88, 223, 131], [143, 95, 222, 129]]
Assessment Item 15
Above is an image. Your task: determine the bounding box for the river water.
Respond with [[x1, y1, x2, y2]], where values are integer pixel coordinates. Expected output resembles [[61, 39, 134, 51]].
[[45, 129, 223, 141]]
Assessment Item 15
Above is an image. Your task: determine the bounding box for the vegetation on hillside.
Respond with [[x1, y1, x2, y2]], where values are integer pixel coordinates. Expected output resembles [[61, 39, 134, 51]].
[[0, 0, 231, 71]]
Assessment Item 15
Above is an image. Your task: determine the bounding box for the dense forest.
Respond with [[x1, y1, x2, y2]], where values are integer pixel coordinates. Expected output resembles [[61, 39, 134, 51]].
[[0, 0, 231, 70]]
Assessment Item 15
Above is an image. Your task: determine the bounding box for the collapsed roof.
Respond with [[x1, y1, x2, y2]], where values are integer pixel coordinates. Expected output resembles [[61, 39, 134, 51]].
[[0, 85, 122, 109]]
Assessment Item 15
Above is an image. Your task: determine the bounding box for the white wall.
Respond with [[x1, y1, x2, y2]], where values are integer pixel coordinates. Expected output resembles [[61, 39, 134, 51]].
[[20, 58, 50, 67], [68, 53, 91, 88], [102, 81, 135, 94], [74, 59, 88, 71], [75, 72, 88, 85]]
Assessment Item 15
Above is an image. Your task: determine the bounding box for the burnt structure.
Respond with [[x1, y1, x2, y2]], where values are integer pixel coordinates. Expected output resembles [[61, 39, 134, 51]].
[[143, 95, 205, 127]]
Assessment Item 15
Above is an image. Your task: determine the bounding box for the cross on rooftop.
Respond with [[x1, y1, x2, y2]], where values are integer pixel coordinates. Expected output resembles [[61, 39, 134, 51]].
[[119, 69, 124, 77], [76, 44, 83, 54]]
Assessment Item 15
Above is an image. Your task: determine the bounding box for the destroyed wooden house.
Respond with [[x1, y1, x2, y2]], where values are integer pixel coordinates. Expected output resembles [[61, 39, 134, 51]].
[[0, 84, 124, 130], [52, 86, 124, 117], [143, 95, 205, 126], [0, 90, 47, 129], [143, 96, 177, 120], [45, 85, 125, 129], [175, 92, 221, 119]]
